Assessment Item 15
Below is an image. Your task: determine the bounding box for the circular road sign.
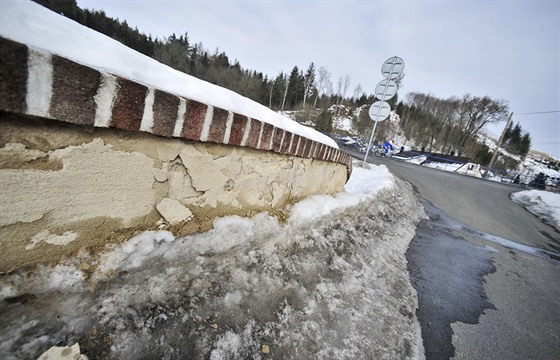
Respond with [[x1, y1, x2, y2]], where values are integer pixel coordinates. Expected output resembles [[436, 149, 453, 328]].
[[381, 56, 405, 80], [369, 101, 391, 122], [374, 79, 398, 101]]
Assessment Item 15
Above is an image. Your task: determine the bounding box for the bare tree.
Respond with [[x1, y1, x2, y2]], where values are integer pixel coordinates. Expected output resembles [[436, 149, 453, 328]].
[[353, 83, 363, 102], [313, 66, 331, 109], [456, 94, 509, 150], [281, 76, 290, 111], [334, 75, 351, 117]]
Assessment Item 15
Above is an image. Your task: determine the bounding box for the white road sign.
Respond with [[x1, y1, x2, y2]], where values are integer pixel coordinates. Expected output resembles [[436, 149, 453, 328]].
[[374, 79, 398, 101], [368, 101, 391, 122], [381, 56, 405, 80]]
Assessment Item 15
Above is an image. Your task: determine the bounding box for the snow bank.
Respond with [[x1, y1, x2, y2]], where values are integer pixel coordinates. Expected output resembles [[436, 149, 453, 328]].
[[289, 163, 394, 224], [0, 163, 426, 360], [423, 161, 463, 172], [511, 190, 560, 231], [0, 1, 336, 148]]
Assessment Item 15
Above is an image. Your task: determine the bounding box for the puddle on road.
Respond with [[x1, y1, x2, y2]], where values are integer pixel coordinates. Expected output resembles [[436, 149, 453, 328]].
[[407, 197, 560, 360], [406, 199, 497, 360]]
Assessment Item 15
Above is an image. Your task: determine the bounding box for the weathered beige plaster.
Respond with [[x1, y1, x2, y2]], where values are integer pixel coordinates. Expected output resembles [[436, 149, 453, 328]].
[[0, 138, 157, 227], [0, 114, 348, 271]]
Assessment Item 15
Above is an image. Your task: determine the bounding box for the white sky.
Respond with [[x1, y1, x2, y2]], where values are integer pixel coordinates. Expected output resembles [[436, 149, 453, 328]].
[[75, 0, 559, 158]]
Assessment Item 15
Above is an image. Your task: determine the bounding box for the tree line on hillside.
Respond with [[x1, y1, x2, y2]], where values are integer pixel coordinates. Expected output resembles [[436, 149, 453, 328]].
[[33, 0, 373, 113], [354, 92, 531, 168]]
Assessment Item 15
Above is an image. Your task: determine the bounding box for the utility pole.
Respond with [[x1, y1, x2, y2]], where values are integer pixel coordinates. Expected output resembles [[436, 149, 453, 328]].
[[486, 112, 513, 178]]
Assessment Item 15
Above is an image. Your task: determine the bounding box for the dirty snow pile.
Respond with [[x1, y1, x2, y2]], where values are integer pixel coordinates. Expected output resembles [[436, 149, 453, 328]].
[[511, 190, 560, 231], [0, 1, 335, 149], [0, 163, 426, 360]]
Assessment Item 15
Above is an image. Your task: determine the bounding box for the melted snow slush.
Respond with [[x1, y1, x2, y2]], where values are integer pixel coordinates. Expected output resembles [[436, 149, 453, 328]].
[[407, 198, 560, 360], [406, 199, 497, 360], [1, 179, 425, 360]]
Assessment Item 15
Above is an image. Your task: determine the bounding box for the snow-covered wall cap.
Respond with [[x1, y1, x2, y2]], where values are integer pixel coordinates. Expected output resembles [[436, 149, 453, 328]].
[[0, 0, 336, 149], [0, 35, 351, 171]]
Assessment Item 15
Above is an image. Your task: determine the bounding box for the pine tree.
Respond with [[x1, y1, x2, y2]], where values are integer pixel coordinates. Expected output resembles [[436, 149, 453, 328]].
[[286, 66, 304, 110], [519, 133, 531, 158], [315, 109, 333, 133]]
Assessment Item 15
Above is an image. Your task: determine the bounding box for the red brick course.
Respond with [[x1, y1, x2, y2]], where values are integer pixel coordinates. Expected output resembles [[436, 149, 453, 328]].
[[152, 90, 180, 137], [110, 77, 147, 132], [0, 39, 27, 114], [0, 37, 352, 175], [207, 107, 229, 143], [281, 132, 292, 154], [181, 100, 207, 141], [272, 128, 284, 153], [51, 56, 101, 126], [245, 119, 262, 148], [260, 123, 274, 151], [228, 113, 248, 146]]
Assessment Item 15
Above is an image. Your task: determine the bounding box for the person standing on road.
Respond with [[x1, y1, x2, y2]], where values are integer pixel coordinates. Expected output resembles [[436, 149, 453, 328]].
[[383, 139, 395, 155]]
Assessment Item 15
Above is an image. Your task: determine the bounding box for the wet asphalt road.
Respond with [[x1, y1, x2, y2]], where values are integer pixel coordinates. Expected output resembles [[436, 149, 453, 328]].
[[350, 151, 560, 360]]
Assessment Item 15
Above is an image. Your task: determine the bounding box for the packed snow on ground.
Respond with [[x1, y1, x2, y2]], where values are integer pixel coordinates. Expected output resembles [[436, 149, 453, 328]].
[[333, 115, 354, 133], [0, 1, 336, 149], [0, 163, 426, 359], [511, 190, 560, 231], [518, 157, 560, 184], [422, 161, 463, 172]]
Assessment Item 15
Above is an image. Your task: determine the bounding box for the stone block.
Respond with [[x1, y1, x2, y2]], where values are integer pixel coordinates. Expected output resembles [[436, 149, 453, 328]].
[[152, 89, 180, 137], [207, 107, 229, 143], [50, 56, 100, 126], [181, 100, 207, 141], [0, 38, 28, 113], [110, 77, 147, 132]]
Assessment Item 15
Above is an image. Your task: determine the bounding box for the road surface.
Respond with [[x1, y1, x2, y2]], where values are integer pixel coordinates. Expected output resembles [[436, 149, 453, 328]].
[[351, 150, 560, 360]]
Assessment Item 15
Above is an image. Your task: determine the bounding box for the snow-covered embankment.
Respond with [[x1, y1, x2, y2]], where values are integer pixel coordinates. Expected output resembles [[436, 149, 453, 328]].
[[0, 163, 426, 359]]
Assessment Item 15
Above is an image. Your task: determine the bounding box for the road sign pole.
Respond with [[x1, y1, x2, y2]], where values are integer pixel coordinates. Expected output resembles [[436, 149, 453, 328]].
[[362, 56, 398, 167]]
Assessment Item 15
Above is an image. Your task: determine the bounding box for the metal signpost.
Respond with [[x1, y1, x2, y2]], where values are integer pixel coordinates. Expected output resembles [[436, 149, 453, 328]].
[[362, 56, 405, 167]]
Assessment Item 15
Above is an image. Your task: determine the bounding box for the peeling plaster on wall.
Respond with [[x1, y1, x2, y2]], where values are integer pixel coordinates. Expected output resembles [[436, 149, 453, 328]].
[[167, 161, 203, 201], [0, 115, 348, 271], [0, 138, 157, 227], [25, 229, 78, 250], [271, 182, 291, 209], [0, 143, 64, 171], [156, 198, 193, 226], [0, 143, 47, 162]]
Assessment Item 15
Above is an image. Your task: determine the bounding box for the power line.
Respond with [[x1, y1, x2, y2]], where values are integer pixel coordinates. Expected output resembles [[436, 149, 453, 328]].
[[514, 110, 560, 115]]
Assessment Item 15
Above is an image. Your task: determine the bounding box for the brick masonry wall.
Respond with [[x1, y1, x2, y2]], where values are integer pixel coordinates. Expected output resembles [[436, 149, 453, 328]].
[[0, 37, 352, 176]]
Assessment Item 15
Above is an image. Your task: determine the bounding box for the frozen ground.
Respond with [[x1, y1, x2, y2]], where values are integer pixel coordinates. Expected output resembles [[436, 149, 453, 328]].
[[0, 163, 426, 359], [511, 190, 560, 231]]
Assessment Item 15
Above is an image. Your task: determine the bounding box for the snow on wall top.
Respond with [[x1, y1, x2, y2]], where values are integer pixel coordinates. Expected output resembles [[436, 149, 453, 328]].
[[0, 0, 337, 149]]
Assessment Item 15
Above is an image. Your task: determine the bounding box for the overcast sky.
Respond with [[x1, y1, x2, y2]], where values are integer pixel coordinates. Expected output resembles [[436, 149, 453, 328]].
[[75, 0, 559, 158]]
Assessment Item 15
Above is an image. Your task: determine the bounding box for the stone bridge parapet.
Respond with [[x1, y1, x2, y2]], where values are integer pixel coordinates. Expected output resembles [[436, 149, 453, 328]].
[[0, 36, 352, 271]]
